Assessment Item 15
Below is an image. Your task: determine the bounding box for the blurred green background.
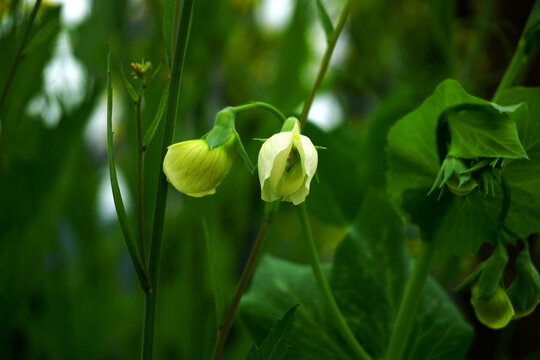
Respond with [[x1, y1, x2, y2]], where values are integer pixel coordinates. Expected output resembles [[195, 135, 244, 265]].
[[0, 0, 539, 359]]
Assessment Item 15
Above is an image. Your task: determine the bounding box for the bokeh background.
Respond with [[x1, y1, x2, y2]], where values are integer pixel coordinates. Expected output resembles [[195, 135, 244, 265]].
[[1, 0, 539, 359]]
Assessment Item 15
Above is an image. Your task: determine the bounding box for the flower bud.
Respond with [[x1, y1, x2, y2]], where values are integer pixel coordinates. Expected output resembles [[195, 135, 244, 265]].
[[258, 118, 318, 205], [471, 284, 515, 329], [163, 135, 237, 198], [507, 248, 540, 319]]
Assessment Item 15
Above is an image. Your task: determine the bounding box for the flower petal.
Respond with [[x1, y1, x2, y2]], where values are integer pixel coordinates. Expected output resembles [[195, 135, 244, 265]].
[[258, 131, 293, 198]]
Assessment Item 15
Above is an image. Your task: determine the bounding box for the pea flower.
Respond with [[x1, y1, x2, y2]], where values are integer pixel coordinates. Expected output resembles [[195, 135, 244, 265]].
[[163, 109, 237, 197], [258, 117, 318, 205]]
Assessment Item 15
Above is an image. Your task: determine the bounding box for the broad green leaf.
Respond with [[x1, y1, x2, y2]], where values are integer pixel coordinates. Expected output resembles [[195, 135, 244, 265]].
[[242, 191, 473, 360], [241, 257, 353, 360], [332, 191, 473, 360], [315, 0, 334, 42], [246, 305, 297, 360], [497, 87, 540, 238], [106, 47, 151, 292], [444, 103, 528, 159], [386, 79, 532, 253]]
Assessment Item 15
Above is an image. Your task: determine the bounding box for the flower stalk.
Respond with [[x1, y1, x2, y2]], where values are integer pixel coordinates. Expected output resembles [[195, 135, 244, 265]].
[[297, 203, 373, 360], [142, 0, 195, 358]]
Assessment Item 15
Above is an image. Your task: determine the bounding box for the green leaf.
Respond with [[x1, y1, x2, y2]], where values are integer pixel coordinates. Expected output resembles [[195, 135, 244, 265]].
[[497, 87, 540, 238], [241, 256, 353, 360], [242, 191, 473, 360], [332, 191, 473, 360], [246, 305, 297, 360], [443, 103, 528, 160], [143, 85, 168, 148], [315, 0, 334, 42], [386, 79, 533, 253], [106, 47, 151, 292]]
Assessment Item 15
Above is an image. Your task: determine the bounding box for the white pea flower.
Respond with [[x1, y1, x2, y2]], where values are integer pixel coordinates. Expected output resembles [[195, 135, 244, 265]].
[[258, 118, 318, 205]]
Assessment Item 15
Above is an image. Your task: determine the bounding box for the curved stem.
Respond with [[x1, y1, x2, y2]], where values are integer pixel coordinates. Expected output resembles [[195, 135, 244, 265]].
[[385, 241, 435, 360], [297, 203, 373, 360], [211, 209, 276, 360], [299, 0, 351, 129], [232, 101, 286, 123], [142, 0, 195, 358]]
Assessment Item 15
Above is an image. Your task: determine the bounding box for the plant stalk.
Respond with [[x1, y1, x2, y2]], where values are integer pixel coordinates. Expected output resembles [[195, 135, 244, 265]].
[[297, 203, 373, 360], [211, 214, 275, 360], [136, 90, 148, 269], [493, 0, 540, 101], [141, 0, 195, 358], [0, 0, 42, 114], [385, 241, 435, 360], [299, 0, 351, 129]]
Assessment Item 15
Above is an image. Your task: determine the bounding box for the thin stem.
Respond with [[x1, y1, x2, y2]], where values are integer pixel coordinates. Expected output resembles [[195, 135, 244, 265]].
[[299, 0, 351, 129], [460, 0, 497, 83], [0, 0, 42, 114], [136, 90, 148, 269], [492, 0, 540, 101], [385, 241, 435, 360], [142, 0, 195, 359], [232, 101, 287, 123], [297, 203, 373, 360], [211, 213, 275, 360], [492, 39, 527, 101]]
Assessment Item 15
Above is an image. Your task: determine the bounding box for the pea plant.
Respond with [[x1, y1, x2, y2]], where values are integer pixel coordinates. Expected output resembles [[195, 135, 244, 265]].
[[104, 0, 540, 359]]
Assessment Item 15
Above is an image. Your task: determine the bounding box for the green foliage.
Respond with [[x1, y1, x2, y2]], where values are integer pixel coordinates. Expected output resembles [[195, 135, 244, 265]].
[[242, 192, 473, 360], [246, 305, 297, 360], [387, 79, 540, 253]]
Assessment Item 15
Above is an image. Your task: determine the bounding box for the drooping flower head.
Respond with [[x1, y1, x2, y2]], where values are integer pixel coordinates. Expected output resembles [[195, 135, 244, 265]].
[[258, 117, 318, 205], [163, 108, 238, 197]]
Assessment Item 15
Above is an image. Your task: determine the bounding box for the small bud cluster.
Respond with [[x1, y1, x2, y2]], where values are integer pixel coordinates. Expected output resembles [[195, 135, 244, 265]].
[[130, 59, 153, 80]]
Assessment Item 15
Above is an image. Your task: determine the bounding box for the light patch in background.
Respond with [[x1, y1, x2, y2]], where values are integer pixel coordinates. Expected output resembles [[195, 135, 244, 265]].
[[24, 0, 91, 26], [85, 90, 124, 156], [98, 167, 132, 224], [257, 0, 293, 33], [26, 31, 87, 127], [307, 93, 343, 131]]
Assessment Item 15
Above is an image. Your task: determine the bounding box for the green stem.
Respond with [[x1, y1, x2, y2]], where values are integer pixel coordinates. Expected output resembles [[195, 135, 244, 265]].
[[0, 0, 42, 114], [136, 90, 148, 270], [492, 0, 540, 101], [299, 0, 351, 129], [297, 203, 373, 360], [142, 0, 195, 359], [211, 206, 277, 360], [492, 38, 527, 101], [385, 241, 435, 360], [232, 101, 286, 123]]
